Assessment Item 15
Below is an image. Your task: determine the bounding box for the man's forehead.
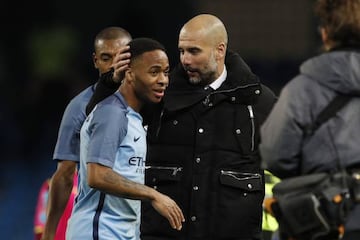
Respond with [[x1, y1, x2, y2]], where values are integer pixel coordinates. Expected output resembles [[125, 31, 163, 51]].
[[178, 37, 209, 50], [97, 38, 129, 47]]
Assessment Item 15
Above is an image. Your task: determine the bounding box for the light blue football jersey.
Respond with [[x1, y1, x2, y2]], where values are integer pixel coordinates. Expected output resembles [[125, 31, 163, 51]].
[[66, 91, 147, 240], [53, 85, 95, 162]]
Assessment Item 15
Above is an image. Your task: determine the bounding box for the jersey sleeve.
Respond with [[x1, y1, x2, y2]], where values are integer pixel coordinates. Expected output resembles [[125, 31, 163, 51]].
[[85, 103, 128, 168], [53, 96, 87, 162]]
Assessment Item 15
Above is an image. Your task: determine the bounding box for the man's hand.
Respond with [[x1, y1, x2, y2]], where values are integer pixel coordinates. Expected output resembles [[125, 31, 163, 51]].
[[151, 192, 185, 231], [112, 45, 131, 83]]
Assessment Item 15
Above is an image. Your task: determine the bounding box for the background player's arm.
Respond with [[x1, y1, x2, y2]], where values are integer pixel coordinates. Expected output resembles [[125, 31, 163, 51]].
[[41, 160, 77, 240]]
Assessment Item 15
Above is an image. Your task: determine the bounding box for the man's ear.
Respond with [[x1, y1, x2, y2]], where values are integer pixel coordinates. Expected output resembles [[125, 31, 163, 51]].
[[320, 27, 328, 43], [216, 42, 226, 60], [124, 68, 134, 83], [92, 53, 98, 69], [320, 27, 332, 51]]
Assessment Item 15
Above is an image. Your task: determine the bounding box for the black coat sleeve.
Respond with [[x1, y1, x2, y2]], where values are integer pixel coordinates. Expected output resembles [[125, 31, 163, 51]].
[[86, 69, 121, 115]]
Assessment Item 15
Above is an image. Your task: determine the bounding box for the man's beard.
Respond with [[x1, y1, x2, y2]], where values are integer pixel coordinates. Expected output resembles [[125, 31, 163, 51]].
[[184, 56, 218, 86], [188, 75, 201, 85], [186, 69, 216, 87]]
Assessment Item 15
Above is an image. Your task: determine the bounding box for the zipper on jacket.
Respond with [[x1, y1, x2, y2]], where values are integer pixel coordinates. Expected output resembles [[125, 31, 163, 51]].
[[155, 109, 164, 138], [203, 83, 260, 102], [220, 170, 261, 180], [247, 105, 255, 151], [212, 83, 260, 95], [145, 166, 183, 176]]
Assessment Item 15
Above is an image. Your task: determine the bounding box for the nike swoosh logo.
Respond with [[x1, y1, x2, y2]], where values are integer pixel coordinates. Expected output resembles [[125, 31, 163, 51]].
[[134, 136, 141, 142]]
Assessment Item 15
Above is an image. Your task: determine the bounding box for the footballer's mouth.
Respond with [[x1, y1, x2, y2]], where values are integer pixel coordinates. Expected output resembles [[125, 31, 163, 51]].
[[153, 88, 166, 98]]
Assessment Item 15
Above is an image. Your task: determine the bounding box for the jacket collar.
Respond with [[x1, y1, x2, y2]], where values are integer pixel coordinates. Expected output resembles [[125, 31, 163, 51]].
[[164, 50, 262, 111]]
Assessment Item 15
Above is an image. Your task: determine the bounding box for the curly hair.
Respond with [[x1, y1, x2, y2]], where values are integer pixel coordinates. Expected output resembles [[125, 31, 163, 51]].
[[314, 0, 360, 47]]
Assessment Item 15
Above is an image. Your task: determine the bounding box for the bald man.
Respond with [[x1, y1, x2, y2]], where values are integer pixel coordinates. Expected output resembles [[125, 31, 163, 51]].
[[140, 14, 277, 240]]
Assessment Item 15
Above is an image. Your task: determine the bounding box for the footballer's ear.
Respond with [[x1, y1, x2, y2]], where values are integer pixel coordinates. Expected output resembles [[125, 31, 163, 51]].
[[124, 68, 134, 83]]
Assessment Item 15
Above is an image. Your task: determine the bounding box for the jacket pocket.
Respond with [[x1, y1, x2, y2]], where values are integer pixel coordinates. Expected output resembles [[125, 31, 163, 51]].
[[141, 166, 183, 238], [144, 165, 183, 197], [212, 170, 264, 238], [145, 166, 183, 184], [219, 170, 262, 192]]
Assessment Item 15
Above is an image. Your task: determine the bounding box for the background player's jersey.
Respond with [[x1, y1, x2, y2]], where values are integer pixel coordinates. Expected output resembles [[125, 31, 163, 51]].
[[53, 85, 95, 162]]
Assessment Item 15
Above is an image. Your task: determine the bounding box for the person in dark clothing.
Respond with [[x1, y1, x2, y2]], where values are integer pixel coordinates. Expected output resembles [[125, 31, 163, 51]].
[[260, 0, 360, 239], [86, 14, 276, 240], [140, 14, 276, 240]]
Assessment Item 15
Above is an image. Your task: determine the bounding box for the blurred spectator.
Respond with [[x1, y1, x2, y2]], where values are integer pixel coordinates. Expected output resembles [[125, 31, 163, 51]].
[[34, 172, 78, 240]]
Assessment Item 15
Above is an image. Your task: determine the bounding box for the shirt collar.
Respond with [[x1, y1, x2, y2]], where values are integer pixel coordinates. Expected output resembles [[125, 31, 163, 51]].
[[209, 65, 227, 90]]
